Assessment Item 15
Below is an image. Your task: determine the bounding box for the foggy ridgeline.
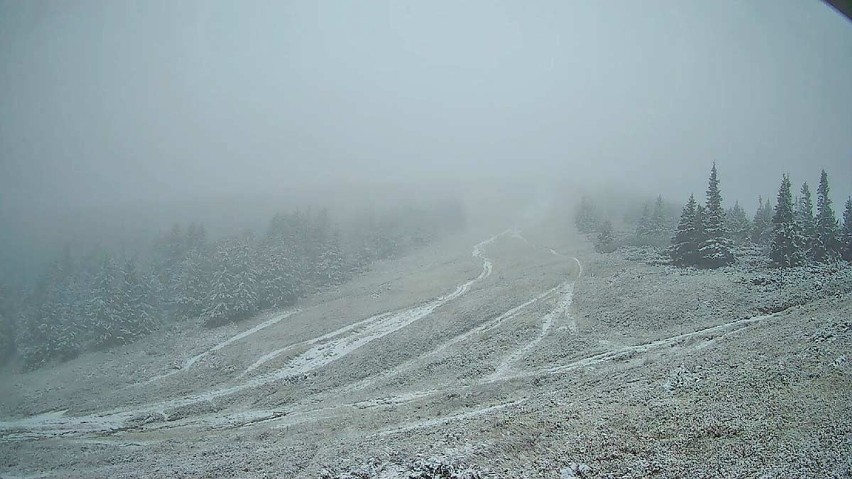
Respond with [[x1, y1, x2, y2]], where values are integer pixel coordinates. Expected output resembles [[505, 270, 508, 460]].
[[577, 164, 852, 269], [0, 201, 465, 369]]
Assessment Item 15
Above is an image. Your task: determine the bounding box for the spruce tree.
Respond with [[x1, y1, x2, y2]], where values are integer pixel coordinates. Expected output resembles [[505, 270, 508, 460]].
[[174, 251, 211, 321], [841, 197, 852, 262], [670, 194, 699, 266], [698, 163, 735, 268], [257, 242, 299, 309], [204, 238, 258, 327], [725, 201, 751, 245], [18, 253, 84, 366], [635, 203, 650, 240], [770, 175, 806, 268], [205, 246, 233, 327], [813, 170, 839, 262], [316, 231, 345, 285], [646, 195, 671, 247], [795, 182, 816, 257], [694, 205, 706, 248], [751, 196, 773, 246], [88, 256, 123, 348], [574, 196, 599, 234], [117, 259, 157, 343]]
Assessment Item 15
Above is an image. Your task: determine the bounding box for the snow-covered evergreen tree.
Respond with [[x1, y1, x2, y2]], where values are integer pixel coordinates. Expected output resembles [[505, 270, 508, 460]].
[[634, 195, 674, 247], [841, 197, 852, 262], [725, 201, 751, 245], [574, 196, 599, 234], [173, 251, 211, 321], [87, 256, 124, 349], [770, 175, 807, 268], [813, 170, 839, 262], [697, 163, 735, 268], [115, 259, 158, 343], [204, 238, 258, 327], [232, 239, 259, 318], [315, 231, 345, 285], [17, 253, 84, 367], [185, 223, 208, 253], [634, 203, 652, 244], [205, 250, 232, 327], [670, 194, 699, 266], [795, 182, 816, 258], [694, 204, 706, 250], [751, 196, 773, 246], [257, 242, 300, 309]]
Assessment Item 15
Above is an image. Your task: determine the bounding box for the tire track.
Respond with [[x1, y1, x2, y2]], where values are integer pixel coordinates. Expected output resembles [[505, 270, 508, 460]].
[[128, 309, 301, 387], [487, 281, 575, 382], [0, 232, 508, 442], [241, 309, 786, 435]]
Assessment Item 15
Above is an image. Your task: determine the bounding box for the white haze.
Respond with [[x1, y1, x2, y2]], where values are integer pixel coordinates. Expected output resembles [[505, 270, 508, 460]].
[[1, 0, 851, 282]]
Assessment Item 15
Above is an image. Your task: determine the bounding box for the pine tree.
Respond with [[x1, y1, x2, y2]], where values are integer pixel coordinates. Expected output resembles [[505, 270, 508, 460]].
[[813, 170, 839, 262], [574, 196, 599, 234], [18, 253, 84, 367], [116, 259, 158, 343], [204, 238, 258, 327], [770, 175, 807, 268], [185, 223, 208, 254], [841, 197, 852, 262], [795, 182, 816, 257], [634, 202, 652, 245], [725, 201, 751, 245], [645, 195, 673, 247], [87, 256, 123, 348], [257, 242, 299, 309], [670, 194, 699, 266], [698, 163, 735, 268], [315, 231, 345, 285], [594, 220, 617, 253], [174, 251, 211, 320], [751, 196, 774, 246], [694, 204, 706, 252], [231, 238, 258, 317], [205, 247, 233, 327]]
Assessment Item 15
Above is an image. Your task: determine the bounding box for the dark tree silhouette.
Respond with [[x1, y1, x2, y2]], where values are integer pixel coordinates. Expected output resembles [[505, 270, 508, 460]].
[[697, 163, 735, 268], [770, 175, 806, 268], [670, 194, 699, 266]]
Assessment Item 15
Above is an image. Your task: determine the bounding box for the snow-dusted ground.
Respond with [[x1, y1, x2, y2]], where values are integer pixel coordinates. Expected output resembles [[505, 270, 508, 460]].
[[0, 220, 849, 478]]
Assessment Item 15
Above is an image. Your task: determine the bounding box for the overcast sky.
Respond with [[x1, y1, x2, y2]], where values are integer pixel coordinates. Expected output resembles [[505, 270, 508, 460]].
[[1, 1, 851, 277]]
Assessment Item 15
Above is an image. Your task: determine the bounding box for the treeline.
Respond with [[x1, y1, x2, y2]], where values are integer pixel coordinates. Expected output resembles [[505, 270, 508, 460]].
[[576, 164, 852, 268], [0, 202, 465, 369], [575, 193, 680, 253]]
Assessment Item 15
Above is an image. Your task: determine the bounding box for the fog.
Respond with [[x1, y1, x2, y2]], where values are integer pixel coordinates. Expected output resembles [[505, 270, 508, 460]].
[[2, 0, 851, 283]]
